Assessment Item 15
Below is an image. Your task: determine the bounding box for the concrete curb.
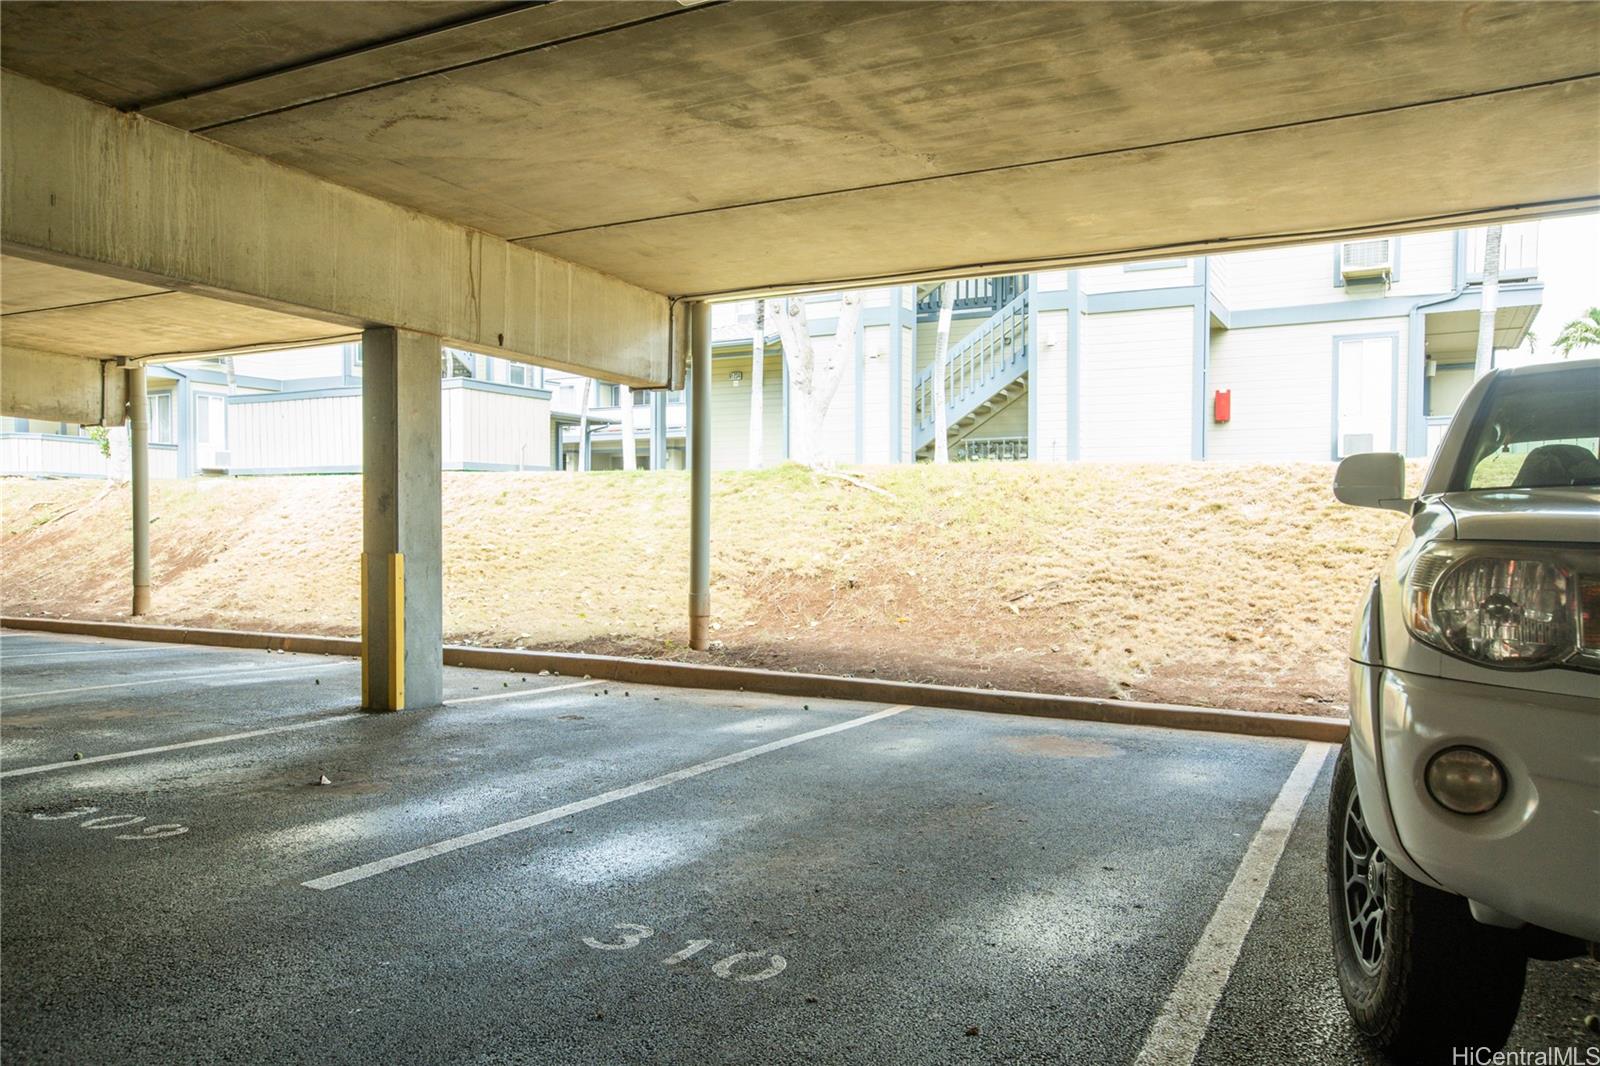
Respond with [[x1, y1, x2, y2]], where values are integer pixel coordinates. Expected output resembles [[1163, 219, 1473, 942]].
[[1, 616, 1349, 744]]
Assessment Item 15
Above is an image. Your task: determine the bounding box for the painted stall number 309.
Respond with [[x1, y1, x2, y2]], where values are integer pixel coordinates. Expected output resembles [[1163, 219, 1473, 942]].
[[582, 924, 787, 983], [32, 806, 189, 840]]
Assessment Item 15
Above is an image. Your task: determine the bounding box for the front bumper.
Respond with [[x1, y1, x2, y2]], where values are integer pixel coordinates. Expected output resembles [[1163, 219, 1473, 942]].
[[1362, 665, 1600, 941]]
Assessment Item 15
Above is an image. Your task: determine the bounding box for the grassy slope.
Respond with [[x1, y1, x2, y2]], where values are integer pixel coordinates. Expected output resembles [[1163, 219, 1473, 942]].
[[0, 462, 1417, 715]]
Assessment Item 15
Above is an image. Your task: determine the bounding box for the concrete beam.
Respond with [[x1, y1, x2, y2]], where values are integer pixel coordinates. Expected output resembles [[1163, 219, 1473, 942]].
[[361, 326, 443, 711], [0, 72, 670, 386], [0, 346, 126, 425]]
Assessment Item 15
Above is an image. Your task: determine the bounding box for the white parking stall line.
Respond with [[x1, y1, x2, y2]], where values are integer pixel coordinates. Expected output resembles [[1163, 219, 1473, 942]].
[[0, 713, 367, 778], [1, 647, 174, 662], [443, 679, 601, 705], [0, 660, 347, 702], [304, 703, 915, 891], [1132, 741, 1333, 1066]]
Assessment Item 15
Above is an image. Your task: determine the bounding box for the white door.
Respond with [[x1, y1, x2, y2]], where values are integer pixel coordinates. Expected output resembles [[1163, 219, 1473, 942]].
[[1336, 337, 1395, 457], [195, 394, 227, 470]]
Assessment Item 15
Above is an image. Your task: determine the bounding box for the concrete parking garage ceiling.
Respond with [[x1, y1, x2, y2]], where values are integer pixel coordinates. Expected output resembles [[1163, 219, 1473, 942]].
[[2, 1, 1597, 359]]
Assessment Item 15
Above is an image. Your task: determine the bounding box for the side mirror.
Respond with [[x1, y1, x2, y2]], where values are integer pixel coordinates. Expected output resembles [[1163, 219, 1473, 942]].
[[1333, 452, 1412, 512]]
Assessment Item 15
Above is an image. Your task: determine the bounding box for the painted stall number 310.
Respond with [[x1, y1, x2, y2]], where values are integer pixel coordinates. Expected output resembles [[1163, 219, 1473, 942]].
[[582, 924, 787, 983], [32, 806, 189, 839]]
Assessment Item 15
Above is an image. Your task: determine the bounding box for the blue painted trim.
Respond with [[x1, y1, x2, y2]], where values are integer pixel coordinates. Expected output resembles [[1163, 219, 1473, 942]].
[[888, 290, 904, 463], [1066, 272, 1082, 461], [1026, 280, 1039, 458], [1225, 282, 1542, 330], [1333, 236, 1401, 287], [1084, 286, 1204, 314], [170, 367, 284, 390], [228, 386, 361, 404], [175, 376, 193, 477], [442, 378, 552, 400], [1330, 331, 1401, 459], [1206, 291, 1232, 330], [231, 465, 362, 476], [0, 431, 102, 444], [1124, 258, 1189, 273], [853, 310, 866, 464], [1033, 289, 1072, 313], [1192, 260, 1209, 460]]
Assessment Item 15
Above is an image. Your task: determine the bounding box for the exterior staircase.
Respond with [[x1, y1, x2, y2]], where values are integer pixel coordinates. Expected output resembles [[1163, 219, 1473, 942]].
[[912, 285, 1029, 459]]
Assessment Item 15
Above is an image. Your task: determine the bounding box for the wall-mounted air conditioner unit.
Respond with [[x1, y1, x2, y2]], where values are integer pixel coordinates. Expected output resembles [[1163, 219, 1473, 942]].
[[1340, 239, 1393, 280]]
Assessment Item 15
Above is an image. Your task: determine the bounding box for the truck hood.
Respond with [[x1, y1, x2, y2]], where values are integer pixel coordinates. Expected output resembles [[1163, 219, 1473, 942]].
[[1441, 488, 1600, 545]]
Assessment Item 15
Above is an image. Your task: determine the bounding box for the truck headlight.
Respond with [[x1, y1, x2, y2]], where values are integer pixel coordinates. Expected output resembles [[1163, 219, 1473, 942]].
[[1406, 543, 1599, 670]]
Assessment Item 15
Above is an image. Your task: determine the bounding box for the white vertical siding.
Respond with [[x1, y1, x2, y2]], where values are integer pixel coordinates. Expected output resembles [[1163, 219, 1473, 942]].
[[1078, 307, 1194, 460], [815, 332, 858, 465], [228, 392, 362, 471], [1213, 232, 1456, 312], [1079, 260, 1192, 294], [443, 384, 552, 468], [900, 324, 915, 462], [1033, 310, 1070, 462], [709, 352, 783, 470], [1205, 317, 1408, 461], [859, 325, 892, 463], [0, 434, 110, 477]]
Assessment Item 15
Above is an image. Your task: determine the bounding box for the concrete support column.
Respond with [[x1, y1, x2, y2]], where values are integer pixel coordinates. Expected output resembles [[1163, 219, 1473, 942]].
[[688, 301, 712, 651], [361, 327, 443, 711], [126, 365, 151, 616]]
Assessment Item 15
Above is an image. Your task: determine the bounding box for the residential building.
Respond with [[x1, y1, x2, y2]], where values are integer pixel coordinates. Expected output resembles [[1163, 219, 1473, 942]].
[[1, 224, 1544, 479]]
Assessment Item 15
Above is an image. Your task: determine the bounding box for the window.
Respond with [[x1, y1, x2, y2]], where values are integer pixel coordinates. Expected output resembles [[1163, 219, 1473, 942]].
[[195, 394, 225, 447], [597, 383, 620, 407], [1454, 365, 1600, 490], [1335, 337, 1396, 457], [507, 362, 527, 387], [147, 393, 175, 445], [633, 389, 651, 406]]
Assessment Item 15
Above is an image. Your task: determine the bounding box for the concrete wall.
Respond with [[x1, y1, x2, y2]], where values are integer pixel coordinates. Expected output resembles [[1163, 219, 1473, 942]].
[[1078, 306, 1195, 461]]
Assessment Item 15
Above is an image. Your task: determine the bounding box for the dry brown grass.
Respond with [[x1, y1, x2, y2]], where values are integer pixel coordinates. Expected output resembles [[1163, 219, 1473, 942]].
[[1, 461, 1421, 715]]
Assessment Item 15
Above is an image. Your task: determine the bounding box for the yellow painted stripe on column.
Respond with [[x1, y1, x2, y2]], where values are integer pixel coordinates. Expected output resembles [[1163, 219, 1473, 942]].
[[388, 553, 405, 710], [359, 553, 370, 708]]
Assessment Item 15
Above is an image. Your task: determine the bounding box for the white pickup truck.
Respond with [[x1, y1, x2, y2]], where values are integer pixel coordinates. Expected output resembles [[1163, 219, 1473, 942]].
[[1328, 358, 1599, 1060]]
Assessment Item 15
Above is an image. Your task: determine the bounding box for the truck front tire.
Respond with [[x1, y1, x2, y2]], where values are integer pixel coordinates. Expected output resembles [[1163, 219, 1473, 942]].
[[1327, 742, 1527, 1061]]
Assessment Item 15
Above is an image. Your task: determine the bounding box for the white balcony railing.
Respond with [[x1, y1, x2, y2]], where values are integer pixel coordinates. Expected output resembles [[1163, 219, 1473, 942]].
[[1466, 222, 1538, 279]]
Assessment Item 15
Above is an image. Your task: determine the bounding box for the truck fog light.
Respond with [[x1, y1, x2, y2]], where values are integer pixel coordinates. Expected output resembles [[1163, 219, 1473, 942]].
[[1425, 747, 1505, 815]]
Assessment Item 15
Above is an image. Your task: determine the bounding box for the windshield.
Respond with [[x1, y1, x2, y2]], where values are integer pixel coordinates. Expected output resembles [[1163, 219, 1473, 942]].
[[1451, 364, 1600, 491]]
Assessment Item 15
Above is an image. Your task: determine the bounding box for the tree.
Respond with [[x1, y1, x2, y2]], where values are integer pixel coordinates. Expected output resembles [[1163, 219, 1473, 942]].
[[1552, 307, 1600, 358], [748, 300, 766, 468], [776, 290, 862, 465], [1472, 225, 1502, 379], [930, 280, 956, 463], [618, 383, 636, 470]]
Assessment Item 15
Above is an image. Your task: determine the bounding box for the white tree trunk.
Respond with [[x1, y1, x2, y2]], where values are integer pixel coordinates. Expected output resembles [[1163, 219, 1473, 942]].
[[618, 384, 636, 470], [748, 300, 766, 468], [1473, 226, 1503, 380], [931, 280, 956, 464], [775, 291, 862, 467]]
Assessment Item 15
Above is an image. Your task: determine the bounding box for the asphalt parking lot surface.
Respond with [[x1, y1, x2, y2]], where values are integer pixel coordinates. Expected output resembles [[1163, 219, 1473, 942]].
[[3, 630, 1595, 1064]]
